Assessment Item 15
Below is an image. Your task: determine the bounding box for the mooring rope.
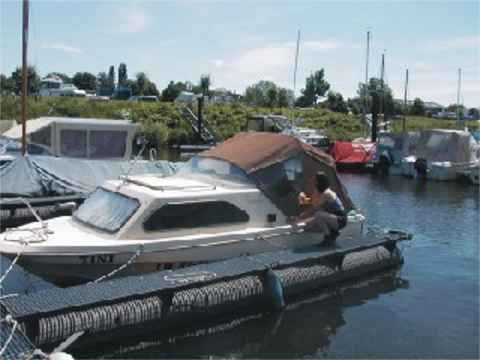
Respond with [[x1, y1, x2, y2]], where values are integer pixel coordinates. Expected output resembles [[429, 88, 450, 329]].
[[0, 199, 52, 359], [91, 244, 145, 284], [0, 315, 18, 357]]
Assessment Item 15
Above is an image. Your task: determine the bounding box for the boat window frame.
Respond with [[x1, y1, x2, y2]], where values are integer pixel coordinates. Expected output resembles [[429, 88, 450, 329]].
[[142, 200, 250, 233], [73, 187, 140, 234]]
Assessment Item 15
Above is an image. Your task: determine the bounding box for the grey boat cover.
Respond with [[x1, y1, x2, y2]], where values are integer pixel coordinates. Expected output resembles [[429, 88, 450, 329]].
[[0, 155, 180, 198], [410, 130, 478, 163]]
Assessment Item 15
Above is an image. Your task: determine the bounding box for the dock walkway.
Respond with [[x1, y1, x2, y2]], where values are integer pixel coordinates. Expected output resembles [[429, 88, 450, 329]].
[[0, 229, 410, 359]]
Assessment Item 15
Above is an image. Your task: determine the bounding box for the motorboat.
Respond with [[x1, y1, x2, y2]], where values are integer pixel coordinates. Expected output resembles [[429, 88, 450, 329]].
[[329, 139, 377, 171], [373, 132, 418, 175], [0, 117, 179, 228], [282, 126, 330, 151], [0, 133, 365, 286], [399, 129, 479, 182]]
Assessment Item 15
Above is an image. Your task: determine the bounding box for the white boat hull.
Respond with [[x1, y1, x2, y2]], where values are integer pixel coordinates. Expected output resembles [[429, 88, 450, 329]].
[[9, 219, 363, 286]]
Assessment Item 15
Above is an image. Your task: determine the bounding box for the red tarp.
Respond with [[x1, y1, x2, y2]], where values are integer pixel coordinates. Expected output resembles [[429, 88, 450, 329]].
[[330, 141, 377, 164]]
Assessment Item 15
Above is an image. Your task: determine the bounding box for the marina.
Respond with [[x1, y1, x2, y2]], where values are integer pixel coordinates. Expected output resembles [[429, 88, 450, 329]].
[[0, 0, 479, 359]]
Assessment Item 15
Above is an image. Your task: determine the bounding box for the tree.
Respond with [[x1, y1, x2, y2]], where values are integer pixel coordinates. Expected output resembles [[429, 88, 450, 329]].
[[143, 81, 160, 97], [118, 63, 128, 86], [136, 72, 147, 95], [161, 81, 187, 101], [411, 98, 426, 116], [446, 104, 466, 118], [266, 87, 278, 108], [357, 77, 395, 141], [46, 72, 71, 83], [10, 66, 40, 95], [72, 72, 97, 91], [107, 65, 115, 95], [468, 107, 480, 120], [97, 72, 110, 96], [199, 74, 211, 96], [296, 69, 330, 107], [326, 91, 348, 113], [0, 74, 15, 94], [277, 88, 289, 107], [347, 97, 362, 115]]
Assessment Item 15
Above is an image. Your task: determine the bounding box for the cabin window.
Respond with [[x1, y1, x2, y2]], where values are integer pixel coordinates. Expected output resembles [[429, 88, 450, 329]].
[[30, 125, 52, 147], [89, 130, 127, 158], [74, 188, 139, 233], [60, 129, 87, 157], [143, 201, 249, 231]]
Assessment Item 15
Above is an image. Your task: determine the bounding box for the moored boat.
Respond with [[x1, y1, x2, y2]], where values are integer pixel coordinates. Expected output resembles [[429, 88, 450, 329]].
[[0, 133, 365, 286]]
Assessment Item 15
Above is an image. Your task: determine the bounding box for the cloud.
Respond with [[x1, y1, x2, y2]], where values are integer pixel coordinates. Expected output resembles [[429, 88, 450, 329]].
[[430, 36, 479, 51], [208, 39, 355, 91], [40, 43, 83, 54], [303, 40, 348, 51], [114, 4, 149, 33], [210, 59, 224, 68]]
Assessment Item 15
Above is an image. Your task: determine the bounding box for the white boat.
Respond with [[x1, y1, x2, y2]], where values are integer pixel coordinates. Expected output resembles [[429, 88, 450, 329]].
[[282, 126, 329, 150], [400, 129, 479, 181], [0, 133, 365, 286], [3, 117, 138, 160], [39, 76, 87, 97]]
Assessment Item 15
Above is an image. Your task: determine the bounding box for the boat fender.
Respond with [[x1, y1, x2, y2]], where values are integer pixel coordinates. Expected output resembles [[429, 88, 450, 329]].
[[414, 158, 428, 177], [261, 269, 285, 311], [378, 154, 391, 174], [48, 352, 75, 360]]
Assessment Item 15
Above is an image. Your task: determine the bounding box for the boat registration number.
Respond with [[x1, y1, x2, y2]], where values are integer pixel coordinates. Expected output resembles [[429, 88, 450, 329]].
[[79, 254, 115, 264]]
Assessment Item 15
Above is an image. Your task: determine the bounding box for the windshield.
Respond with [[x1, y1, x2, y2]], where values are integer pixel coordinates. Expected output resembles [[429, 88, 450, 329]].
[[73, 188, 139, 233], [176, 157, 254, 185]]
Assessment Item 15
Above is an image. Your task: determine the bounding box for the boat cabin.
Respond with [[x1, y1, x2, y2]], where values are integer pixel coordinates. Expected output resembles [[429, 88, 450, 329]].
[[73, 132, 355, 240], [3, 117, 138, 160]]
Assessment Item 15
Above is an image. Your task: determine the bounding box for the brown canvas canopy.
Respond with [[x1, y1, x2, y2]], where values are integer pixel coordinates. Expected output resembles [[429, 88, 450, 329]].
[[201, 132, 355, 215]]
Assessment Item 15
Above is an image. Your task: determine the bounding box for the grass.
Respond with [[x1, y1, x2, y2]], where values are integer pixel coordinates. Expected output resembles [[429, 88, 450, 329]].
[[1, 96, 477, 147]]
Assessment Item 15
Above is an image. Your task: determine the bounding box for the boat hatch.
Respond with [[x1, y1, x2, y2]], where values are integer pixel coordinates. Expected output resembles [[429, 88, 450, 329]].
[[125, 175, 216, 191]]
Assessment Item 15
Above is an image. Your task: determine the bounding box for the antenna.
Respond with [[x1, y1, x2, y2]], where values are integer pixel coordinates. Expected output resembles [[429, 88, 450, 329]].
[[293, 30, 301, 95], [403, 69, 409, 133]]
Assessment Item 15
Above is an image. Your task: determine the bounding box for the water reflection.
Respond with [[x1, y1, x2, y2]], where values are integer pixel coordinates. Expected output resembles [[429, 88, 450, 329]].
[[76, 270, 407, 359]]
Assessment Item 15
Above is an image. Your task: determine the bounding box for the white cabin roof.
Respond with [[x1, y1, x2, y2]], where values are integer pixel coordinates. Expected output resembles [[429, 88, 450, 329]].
[[3, 117, 137, 139]]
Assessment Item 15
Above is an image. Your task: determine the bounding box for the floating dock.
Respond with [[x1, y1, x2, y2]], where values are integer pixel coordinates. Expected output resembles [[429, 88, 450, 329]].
[[0, 229, 411, 359]]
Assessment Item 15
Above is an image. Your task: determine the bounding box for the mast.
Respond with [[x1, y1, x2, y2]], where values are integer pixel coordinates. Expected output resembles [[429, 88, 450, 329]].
[[457, 67, 462, 128], [403, 68, 409, 132], [362, 31, 370, 137], [293, 29, 301, 95], [380, 52, 385, 121], [21, 0, 29, 156]]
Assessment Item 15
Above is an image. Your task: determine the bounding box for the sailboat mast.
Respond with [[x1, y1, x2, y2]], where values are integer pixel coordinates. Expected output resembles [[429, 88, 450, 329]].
[[456, 67, 462, 128], [362, 30, 370, 136], [293, 29, 301, 95], [403, 68, 409, 133], [21, 0, 29, 156], [380, 52, 386, 129]]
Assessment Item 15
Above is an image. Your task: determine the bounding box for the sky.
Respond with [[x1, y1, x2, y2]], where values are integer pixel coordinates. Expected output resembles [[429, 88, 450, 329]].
[[1, 0, 478, 107]]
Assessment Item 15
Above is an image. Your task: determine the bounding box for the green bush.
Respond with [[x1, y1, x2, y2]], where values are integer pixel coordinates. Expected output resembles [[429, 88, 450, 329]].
[[2, 96, 475, 146]]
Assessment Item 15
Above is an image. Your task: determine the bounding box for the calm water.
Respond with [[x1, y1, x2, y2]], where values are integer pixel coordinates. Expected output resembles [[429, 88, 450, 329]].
[[1, 174, 478, 359]]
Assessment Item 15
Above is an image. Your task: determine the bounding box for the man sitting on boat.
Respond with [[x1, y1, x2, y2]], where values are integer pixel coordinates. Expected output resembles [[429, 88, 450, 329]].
[[293, 171, 347, 245]]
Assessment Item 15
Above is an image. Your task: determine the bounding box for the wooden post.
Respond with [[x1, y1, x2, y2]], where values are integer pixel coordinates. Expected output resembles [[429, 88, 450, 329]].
[[21, 0, 29, 156]]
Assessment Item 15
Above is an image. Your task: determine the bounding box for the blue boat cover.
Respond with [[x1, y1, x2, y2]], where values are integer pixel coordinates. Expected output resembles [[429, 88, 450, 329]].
[[0, 155, 181, 198]]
